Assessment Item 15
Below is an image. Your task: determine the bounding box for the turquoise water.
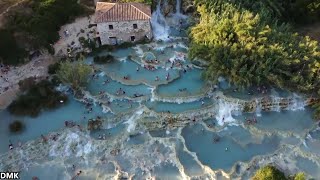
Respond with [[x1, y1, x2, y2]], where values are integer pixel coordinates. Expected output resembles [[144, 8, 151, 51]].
[[87, 74, 151, 97], [145, 97, 213, 113], [156, 68, 208, 97], [0, 96, 111, 153], [0, 13, 320, 180], [99, 58, 180, 86]]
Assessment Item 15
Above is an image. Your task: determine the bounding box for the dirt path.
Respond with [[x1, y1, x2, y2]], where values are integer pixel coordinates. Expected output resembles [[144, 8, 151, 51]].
[[0, 0, 26, 16]]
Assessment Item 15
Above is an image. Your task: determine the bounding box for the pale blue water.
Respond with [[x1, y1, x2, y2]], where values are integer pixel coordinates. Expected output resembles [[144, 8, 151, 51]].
[[153, 163, 181, 180], [253, 109, 314, 134], [175, 140, 203, 176], [182, 124, 280, 172]]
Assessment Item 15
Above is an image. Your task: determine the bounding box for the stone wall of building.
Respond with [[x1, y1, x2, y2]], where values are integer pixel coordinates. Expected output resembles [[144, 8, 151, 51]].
[[97, 20, 152, 45]]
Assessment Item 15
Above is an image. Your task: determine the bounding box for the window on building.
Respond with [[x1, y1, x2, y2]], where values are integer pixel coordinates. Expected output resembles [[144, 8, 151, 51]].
[[133, 24, 138, 29], [109, 37, 117, 45], [131, 36, 135, 42], [109, 25, 113, 30]]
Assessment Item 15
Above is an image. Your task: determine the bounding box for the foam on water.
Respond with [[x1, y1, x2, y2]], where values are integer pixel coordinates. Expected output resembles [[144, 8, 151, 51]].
[[124, 108, 144, 132], [215, 100, 240, 126], [287, 93, 305, 111]]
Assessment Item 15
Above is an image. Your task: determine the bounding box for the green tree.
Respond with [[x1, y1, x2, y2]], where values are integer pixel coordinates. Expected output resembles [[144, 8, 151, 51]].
[[57, 60, 92, 89], [294, 172, 306, 180], [252, 165, 287, 180]]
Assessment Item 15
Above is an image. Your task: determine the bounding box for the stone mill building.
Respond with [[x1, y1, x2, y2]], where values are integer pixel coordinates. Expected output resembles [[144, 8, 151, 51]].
[[94, 2, 153, 45]]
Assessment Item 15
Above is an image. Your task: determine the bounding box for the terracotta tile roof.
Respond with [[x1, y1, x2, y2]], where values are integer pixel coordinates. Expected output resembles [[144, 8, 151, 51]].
[[95, 2, 151, 23]]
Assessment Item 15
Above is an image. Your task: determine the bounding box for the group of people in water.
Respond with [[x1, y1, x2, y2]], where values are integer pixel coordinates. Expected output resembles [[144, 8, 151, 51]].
[[245, 117, 258, 125]]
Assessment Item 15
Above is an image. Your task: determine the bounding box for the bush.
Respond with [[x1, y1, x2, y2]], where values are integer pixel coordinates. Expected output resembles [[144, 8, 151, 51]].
[[8, 80, 68, 117], [252, 165, 287, 180], [48, 62, 61, 75], [93, 55, 115, 64], [9, 120, 25, 133]]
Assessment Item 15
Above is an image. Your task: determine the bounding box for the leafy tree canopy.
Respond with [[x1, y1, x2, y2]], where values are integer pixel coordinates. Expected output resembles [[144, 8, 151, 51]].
[[189, 0, 320, 94], [57, 59, 92, 89], [252, 165, 287, 180]]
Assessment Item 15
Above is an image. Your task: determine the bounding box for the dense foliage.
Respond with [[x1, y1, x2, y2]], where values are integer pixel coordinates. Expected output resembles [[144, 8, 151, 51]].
[[251, 165, 306, 180], [252, 165, 287, 180], [194, 0, 320, 25], [0, 0, 89, 65], [57, 60, 92, 89], [93, 55, 115, 64], [9, 120, 25, 133], [293, 172, 306, 180], [189, 0, 320, 118], [8, 80, 67, 117]]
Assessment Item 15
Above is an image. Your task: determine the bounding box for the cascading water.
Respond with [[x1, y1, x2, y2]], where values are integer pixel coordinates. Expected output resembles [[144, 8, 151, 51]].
[[287, 93, 305, 111], [174, 0, 187, 18], [255, 99, 262, 117], [175, 0, 181, 14], [271, 96, 281, 112], [151, 0, 170, 41], [215, 100, 239, 126]]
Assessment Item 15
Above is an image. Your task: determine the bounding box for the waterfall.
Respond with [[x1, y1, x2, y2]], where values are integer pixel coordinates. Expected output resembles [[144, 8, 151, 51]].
[[176, 0, 181, 14], [255, 99, 262, 117], [215, 100, 240, 126], [287, 93, 305, 111], [151, 0, 170, 41], [124, 108, 144, 132], [271, 96, 281, 112], [174, 0, 187, 18]]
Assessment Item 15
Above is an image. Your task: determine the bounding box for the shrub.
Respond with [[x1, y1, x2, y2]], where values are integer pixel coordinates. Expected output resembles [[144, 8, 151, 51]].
[[93, 55, 115, 64], [9, 120, 25, 133], [8, 80, 68, 117]]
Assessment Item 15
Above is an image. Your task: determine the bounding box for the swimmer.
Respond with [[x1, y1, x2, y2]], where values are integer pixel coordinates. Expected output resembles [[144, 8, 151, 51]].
[[201, 101, 205, 106], [77, 170, 82, 176], [136, 67, 139, 71], [9, 141, 13, 150], [225, 147, 229, 151]]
